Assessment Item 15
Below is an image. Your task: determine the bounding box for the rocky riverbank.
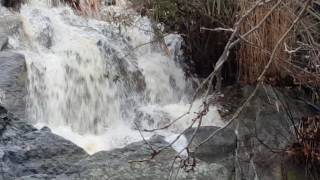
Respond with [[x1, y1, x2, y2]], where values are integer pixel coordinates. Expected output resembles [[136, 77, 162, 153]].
[[0, 84, 317, 179], [0, 104, 236, 180]]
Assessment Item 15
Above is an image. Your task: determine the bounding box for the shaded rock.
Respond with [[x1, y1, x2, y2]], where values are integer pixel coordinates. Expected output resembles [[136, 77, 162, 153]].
[[0, 36, 8, 51], [184, 126, 236, 167], [1, 0, 24, 10], [0, 80, 315, 180], [0, 106, 89, 180], [17, 174, 53, 180], [0, 104, 234, 180], [56, 135, 232, 180], [0, 51, 27, 119], [222, 85, 317, 180]]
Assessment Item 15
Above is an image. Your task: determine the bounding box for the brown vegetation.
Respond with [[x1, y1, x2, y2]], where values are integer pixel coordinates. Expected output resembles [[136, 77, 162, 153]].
[[237, 0, 293, 84], [63, 0, 101, 16], [236, 0, 319, 103], [131, 1, 319, 104], [286, 115, 320, 178]]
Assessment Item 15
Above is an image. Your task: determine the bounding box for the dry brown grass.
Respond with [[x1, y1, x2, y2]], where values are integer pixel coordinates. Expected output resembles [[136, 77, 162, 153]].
[[237, 0, 294, 84], [64, 0, 101, 16]]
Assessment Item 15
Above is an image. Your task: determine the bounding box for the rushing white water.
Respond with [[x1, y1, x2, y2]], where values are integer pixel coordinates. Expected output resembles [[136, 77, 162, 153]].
[[16, 1, 223, 154]]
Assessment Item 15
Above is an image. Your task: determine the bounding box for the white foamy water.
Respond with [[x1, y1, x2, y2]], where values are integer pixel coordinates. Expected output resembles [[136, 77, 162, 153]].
[[16, 1, 224, 154]]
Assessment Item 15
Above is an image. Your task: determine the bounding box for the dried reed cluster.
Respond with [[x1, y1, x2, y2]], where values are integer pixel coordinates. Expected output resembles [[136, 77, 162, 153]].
[[237, 0, 293, 84], [64, 0, 101, 16]]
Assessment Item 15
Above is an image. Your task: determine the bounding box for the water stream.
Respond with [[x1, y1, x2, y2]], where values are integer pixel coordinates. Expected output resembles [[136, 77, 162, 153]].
[[16, 0, 223, 154]]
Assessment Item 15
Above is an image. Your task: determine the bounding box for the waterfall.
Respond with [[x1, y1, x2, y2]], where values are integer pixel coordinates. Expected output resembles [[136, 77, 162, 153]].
[[16, 1, 223, 154]]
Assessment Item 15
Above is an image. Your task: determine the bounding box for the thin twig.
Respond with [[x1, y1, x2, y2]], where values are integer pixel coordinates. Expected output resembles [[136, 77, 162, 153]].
[[142, 112, 189, 132], [200, 27, 234, 33]]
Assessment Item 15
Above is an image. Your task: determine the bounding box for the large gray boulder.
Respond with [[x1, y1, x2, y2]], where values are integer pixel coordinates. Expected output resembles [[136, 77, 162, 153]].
[[55, 135, 232, 180], [0, 106, 89, 180], [0, 51, 27, 119], [184, 126, 236, 167], [221, 85, 317, 180], [0, 104, 234, 180]]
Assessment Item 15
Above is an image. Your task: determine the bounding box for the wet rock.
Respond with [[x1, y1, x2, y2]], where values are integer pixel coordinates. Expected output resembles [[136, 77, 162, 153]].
[[0, 11, 22, 34], [0, 103, 234, 180], [164, 34, 184, 64], [184, 126, 236, 165], [97, 40, 146, 95], [56, 135, 232, 180], [0, 36, 8, 51], [0, 106, 89, 180], [0, 8, 23, 50], [27, 9, 54, 48], [1, 85, 315, 180], [0, 51, 27, 119], [224, 85, 317, 180], [97, 39, 147, 122], [133, 108, 171, 129]]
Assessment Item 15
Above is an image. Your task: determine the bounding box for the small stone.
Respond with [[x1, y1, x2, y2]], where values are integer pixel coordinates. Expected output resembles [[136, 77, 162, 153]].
[[40, 126, 51, 132]]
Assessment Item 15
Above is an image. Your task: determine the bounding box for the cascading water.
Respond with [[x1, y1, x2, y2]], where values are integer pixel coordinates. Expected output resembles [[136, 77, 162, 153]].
[[16, 0, 223, 154]]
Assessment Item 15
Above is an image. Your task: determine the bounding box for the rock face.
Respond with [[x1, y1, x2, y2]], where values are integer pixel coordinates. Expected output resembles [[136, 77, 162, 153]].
[[0, 52, 27, 119], [0, 106, 89, 180], [184, 126, 236, 165], [0, 7, 26, 118], [0, 84, 317, 180], [224, 86, 316, 180], [55, 135, 232, 180], [0, 8, 22, 50], [0, 104, 233, 180], [27, 9, 54, 49]]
